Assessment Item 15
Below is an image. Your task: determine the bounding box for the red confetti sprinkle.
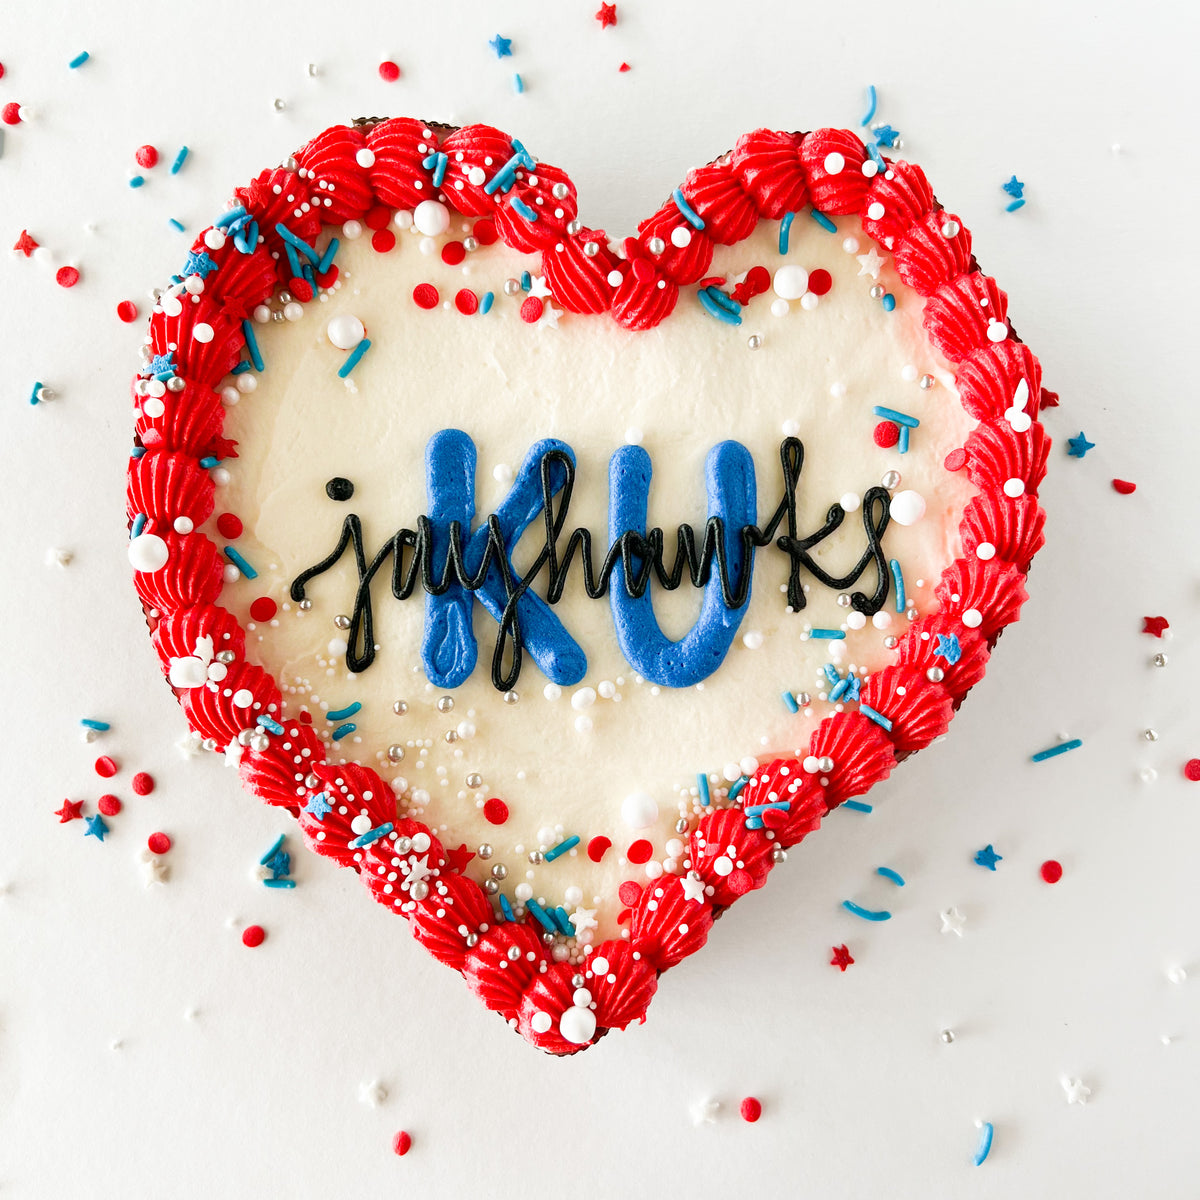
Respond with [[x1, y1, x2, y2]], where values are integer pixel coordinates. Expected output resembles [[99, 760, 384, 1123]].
[[873, 420, 900, 448], [617, 906, 632, 923], [2, 102, 22, 126], [1184, 759, 1200, 782], [1112, 479, 1137, 495], [249, 596, 278, 622], [371, 229, 396, 254], [117, 300, 139, 323], [626, 838, 653, 865], [454, 288, 479, 315], [316, 265, 339, 288], [944, 448, 968, 472], [444, 843, 475, 873], [147, 832, 171, 854], [740, 1097, 763, 1123], [412, 283, 439, 310], [726, 869, 754, 896], [55, 799, 84, 823], [131, 772, 155, 796], [13, 230, 39, 257], [596, 2, 618, 27], [242, 925, 266, 948], [441, 240, 466, 266], [1142, 616, 1169, 637], [830, 944, 854, 971], [392, 1130, 412, 1157], [519, 296, 544, 324], [1040, 859, 1063, 884], [365, 204, 392, 231], [0, 63, 5, 81], [217, 513, 243, 539], [298, 710, 313, 725], [731, 265, 771, 305], [482, 797, 509, 825], [807, 268, 833, 296], [56, 266, 80, 288], [617, 880, 642, 907], [378, 61, 401, 82], [473, 219, 498, 246], [98, 794, 122, 817], [94, 755, 118, 778], [288, 276, 314, 302], [697, 276, 727, 290], [586, 835, 612, 863], [619, 62, 631, 72], [135, 145, 159, 169]]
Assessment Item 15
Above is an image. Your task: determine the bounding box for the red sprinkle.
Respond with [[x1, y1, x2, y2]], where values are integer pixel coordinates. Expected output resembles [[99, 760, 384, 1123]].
[[807, 268, 833, 296], [147, 832, 172, 854], [117, 300, 139, 323], [1112, 479, 1137, 495], [586, 835, 612, 863], [441, 240, 466, 266], [944, 448, 968, 472], [298, 710, 313, 725], [371, 229, 396, 254], [249, 597, 278, 622], [217, 513, 243, 539], [316, 265, 339, 288], [454, 288, 479, 315], [392, 1130, 412, 1157], [0, 63, 5, 81], [482, 797, 509, 825], [619, 62, 631, 72], [56, 266, 80, 288], [519, 296, 544, 324], [131, 772, 156, 796], [617, 880, 642, 907], [1040, 859, 1063, 884], [242, 925, 266, 948], [412, 283, 439, 310], [626, 839, 653, 865], [1184, 759, 1200, 782], [97, 794, 122, 817], [288, 276, 314, 302], [740, 1097, 763, 1123], [378, 61, 401, 82], [364, 205, 392, 231], [873, 420, 900, 449], [2, 102, 22, 126], [95, 755, 118, 778], [473, 219, 498, 246], [135, 145, 159, 169], [596, 2, 618, 28]]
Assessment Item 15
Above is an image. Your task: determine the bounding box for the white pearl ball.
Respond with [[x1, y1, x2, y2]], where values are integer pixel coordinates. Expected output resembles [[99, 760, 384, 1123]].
[[128, 533, 169, 572], [888, 490, 927, 526], [772, 265, 809, 300], [622, 791, 658, 830], [327, 314, 365, 350], [413, 200, 450, 236], [559, 1005, 596, 1045]]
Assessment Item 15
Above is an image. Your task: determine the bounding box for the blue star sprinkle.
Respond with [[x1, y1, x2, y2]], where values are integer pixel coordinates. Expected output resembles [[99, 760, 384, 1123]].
[[1002, 175, 1025, 199], [489, 34, 513, 58], [871, 124, 901, 148], [1067, 432, 1095, 458], [182, 250, 218, 280], [974, 844, 1003, 870], [84, 814, 109, 842], [303, 790, 332, 820], [934, 633, 962, 665], [148, 352, 175, 376]]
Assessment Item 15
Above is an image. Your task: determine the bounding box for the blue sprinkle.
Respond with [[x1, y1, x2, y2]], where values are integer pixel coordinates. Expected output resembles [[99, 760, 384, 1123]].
[[698, 287, 742, 325], [810, 210, 837, 233], [281, 239, 302, 280], [520, 270, 532, 291], [199, 456, 220, 469], [318, 237, 339, 275], [1002, 175, 1025, 199], [822, 664, 841, 687], [672, 187, 706, 230], [331, 722, 357, 741], [259, 834, 287, 866], [898, 424, 910, 454], [842, 675, 861, 702], [130, 513, 147, 539], [1031, 738, 1083, 763], [263, 878, 297, 889], [781, 690, 799, 713], [889, 558, 905, 613], [130, 446, 146, 459], [256, 715, 284, 735], [973, 1122, 994, 1167], [303, 791, 331, 819], [511, 139, 535, 171], [230, 360, 252, 375], [431, 153, 448, 188], [68, 51, 90, 69], [29, 381, 44, 405], [704, 286, 742, 317], [842, 800, 873, 813], [872, 124, 901, 148], [809, 628, 846, 640], [881, 293, 896, 312], [326, 701, 362, 722], [544, 835, 579, 862], [215, 205, 247, 229], [223, 545, 258, 579], [553, 907, 574, 935], [512, 73, 524, 94], [745, 815, 764, 830], [865, 140, 887, 171], [509, 196, 538, 223], [728, 776, 749, 801], [861, 85, 878, 127], [860, 703, 893, 732], [498, 894, 515, 921], [349, 821, 394, 850], [480, 291, 494, 314], [170, 146, 189, 175], [872, 405, 920, 429], [274, 223, 320, 265], [1005, 199, 1026, 213], [697, 772, 711, 806], [129, 175, 145, 189], [84, 814, 109, 842], [829, 678, 850, 702], [525, 898, 557, 933], [935, 634, 961, 665], [842, 899, 891, 921], [80, 719, 111, 731], [241, 320, 264, 372], [168, 218, 185, 232], [337, 338, 371, 379], [779, 211, 796, 255], [745, 801, 789, 817], [876, 866, 906, 887], [233, 220, 258, 255]]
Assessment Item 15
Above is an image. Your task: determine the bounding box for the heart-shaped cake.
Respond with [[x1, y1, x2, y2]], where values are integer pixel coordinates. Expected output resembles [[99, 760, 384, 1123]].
[[126, 118, 1049, 1053]]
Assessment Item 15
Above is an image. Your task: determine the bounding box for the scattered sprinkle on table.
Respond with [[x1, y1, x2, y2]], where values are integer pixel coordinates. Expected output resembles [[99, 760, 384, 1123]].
[[1111, 478, 1137, 495], [131, 772, 155, 796], [973, 1121, 994, 1166], [378, 60, 401, 82], [1142, 615, 1169, 637], [1183, 759, 1200, 782], [489, 34, 512, 57], [739, 1097, 762, 1123], [84, 814, 108, 842], [596, 2, 618, 27], [147, 832, 171, 854], [117, 300, 138, 323], [13, 229, 39, 256], [98, 794, 121, 817], [392, 1130, 413, 1156], [973, 844, 1002, 871], [94, 755, 118, 778], [830, 944, 854, 971], [55, 799, 84, 823], [1030, 738, 1082, 763], [135, 144, 158, 168], [1066, 432, 1095, 458], [241, 925, 266, 948], [1040, 859, 1063, 883], [55, 265, 80, 288]]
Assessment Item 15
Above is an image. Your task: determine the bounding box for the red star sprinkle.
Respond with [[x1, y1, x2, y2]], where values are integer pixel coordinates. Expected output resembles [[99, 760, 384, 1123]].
[[1112, 478, 1136, 495], [830, 944, 854, 971], [596, 2, 618, 27], [1142, 616, 1169, 638], [13, 229, 39, 257], [444, 842, 476, 873], [55, 799, 84, 823]]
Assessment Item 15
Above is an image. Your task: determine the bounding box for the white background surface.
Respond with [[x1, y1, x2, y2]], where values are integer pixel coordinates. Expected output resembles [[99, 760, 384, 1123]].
[[2, 1, 1198, 1196]]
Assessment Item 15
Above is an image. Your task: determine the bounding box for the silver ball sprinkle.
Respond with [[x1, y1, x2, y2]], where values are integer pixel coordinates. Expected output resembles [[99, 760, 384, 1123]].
[[491, 863, 508, 881], [836, 593, 852, 608], [463, 236, 478, 252], [465, 932, 479, 949], [883, 636, 899, 649], [939, 1029, 955, 1044], [647, 236, 666, 255], [249, 732, 270, 752], [271, 310, 285, 322], [542, 931, 557, 946], [167, 375, 186, 393], [572, 973, 586, 988], [237, 729, 255, 746], [202, 738, 219, 752], [395, 836, 413, 855], [869, 284, 885, 300], [409, 880, 429, 902], [551, 182, 570, 200], [565, 219, 582, 236], [298, 598, 312, 611], [674, 817, 690, 835], [528, 850, 543, 865], [484, 879, 500, 895], [1152, 653, 1168, 668], [881, 469, 901, 490], [817, 756, 834, 773], [941, 219, 960, 238], [583, 241, 599, 257], [444, 729, 459, 743], [392, 700, 408, 715], [507, 945, 522, 962], [283, 156, 298, 172], [502, 690, 519, 705], [216, 650, 236, 664], [477, 843, 493, 860], [747, 334, 763, 350], [795, 692, 811, 707], [906, 607, 919, 622], [387, 744, 405, 763], [918, 373, 935, 390], [333, 614, 351, 630], [273, 98, 287, 112], [771, 847, 788, 864], [1144, 728, 1159, 742], [437, 696, 455, 713], [305, 772, 320, 788], [466, 772, 482, 789], [503, 278, 521, 296], [279, 291, 293, 305], [926, 667, 945, 683]]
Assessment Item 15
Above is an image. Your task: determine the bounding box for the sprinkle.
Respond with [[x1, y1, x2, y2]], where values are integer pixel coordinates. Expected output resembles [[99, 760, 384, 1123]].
[[809, 628, 846, 640], [861, 85, 878, 127], [129, 175, 145, 189], [1067, 432, 1095, 458], [480, 291, 494, 315], [822, 664, 840, 687], [1040, 859, 1063, 883], [331, 722, 357, 741], [304, 791, 331, 819], [1031, 738, 1083, 762], [831, 944, 855, 970], [264, 878, 296, 889], [745, 801, 789, 818], [241, 320, 264, 371], [1005, 199, 1026, 213], [241, 925, 266, 948], [117, 300, 138, 323], [224, 546, 258, 579], [1002, 175, 1025, 199], [553, 906, 574, 935], [881, 292, 896, 312], [349, 822, 394, 850], [698, 287, 742, 325], [317, 238, 339, 276], [84, 814, 109, 842], [859, 704, 893, 732], [509, 196, 538, 223], [29, 381, 45, 405], [95, 755, 119, 778], [337, 338, 371, 378], [973, 1122, 994, 1166], [259, 834, 287, 867], [810, 210, 837, 233], [829, 677, 850, 702], [1112, 478, 1137, 495], [98, 794, 121, 816], [170, 146, 189, 175], [889, 558, 905, 613], [131, 772, 155, 795], [520, 270, 532, 291], [1184, 760, 1200, 782], [778, 211, 796, 255], [378, 60, 401, 82], [842, 899, 891, 921], [697, 773, 711, 806], [973, 844, 1002, 870], [498, 894, 515, 921], [168, 218, 185, 232], [842, 800, 873, 813], [873, 125, 901, 148], [672, 187, 706, 230], [781, 690, 799, 713], [56, 266, 80, 288], [275, 223, 320, 266], [873, 405, 920, 429], [147, 832, 171, 854], [727, 776, 749, 801], [392, 1131, 412, 1157], [80, 718, 110, 732], [740, 1097, 762, 1123], [489, 34, 513, 58], [68, 51, 90, 69], [256, 715, 284, 735], [199, 456, 220, 469], [326, 702, 362, 721], [525, 898, 558, 933], [876, 866, 905, 886], [596, 2, 618, 27], [898, 425, 910, 453], [934, 633, 960, 664], [544, 835, 580, 862], [512, 73, 524, 94]]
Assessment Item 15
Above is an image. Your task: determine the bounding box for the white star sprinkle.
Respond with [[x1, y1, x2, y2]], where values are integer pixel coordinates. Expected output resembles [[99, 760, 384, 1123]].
[[140, 850, 170, 886], [527, 274, 552, 299], [176, 731, 205, 760], [569, 906, 598, 935], [689, 1096, 720, 1125], [856, 248, 885, 280], [224, 738, 244, 768], [358, 1079, 389, 1107], [44, 546, 73, 568], [680, 872, 707, 904], [539, 304, 562, 330], [1062, 1077, 1091, 1106], [405, 855, 432, 887], [939, 906, 966, 936]]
